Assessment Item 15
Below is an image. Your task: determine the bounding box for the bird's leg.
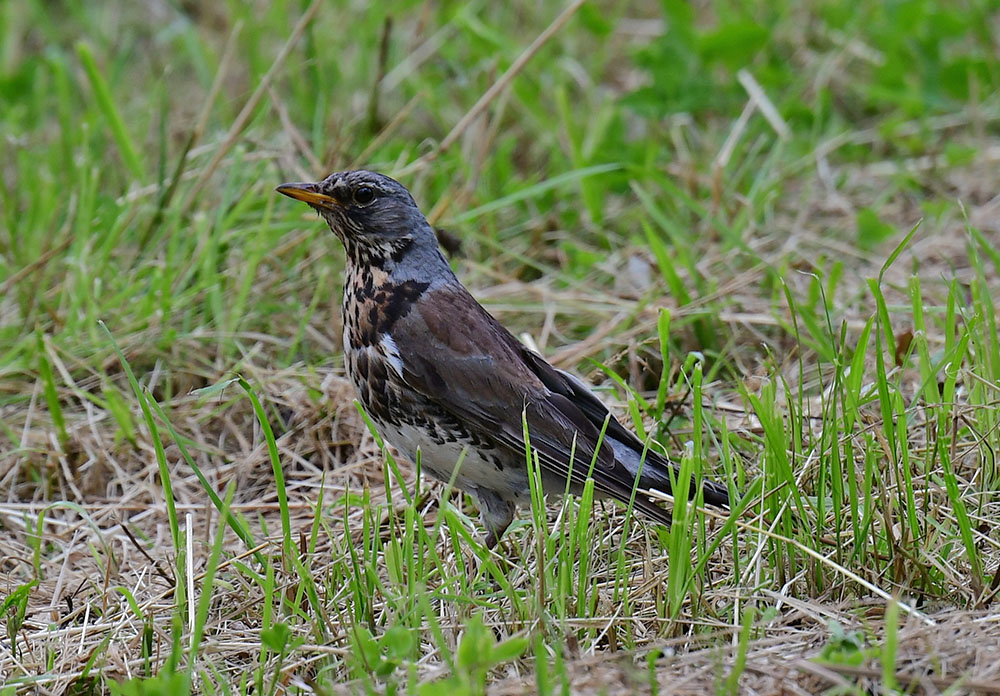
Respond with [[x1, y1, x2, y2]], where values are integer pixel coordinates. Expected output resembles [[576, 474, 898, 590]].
[[484, 529, 503, 550], [471, 489, 515, 550]]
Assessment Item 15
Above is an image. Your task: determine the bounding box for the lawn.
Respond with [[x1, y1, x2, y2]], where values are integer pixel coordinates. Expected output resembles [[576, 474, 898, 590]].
[[2, 0, 1000, 693]]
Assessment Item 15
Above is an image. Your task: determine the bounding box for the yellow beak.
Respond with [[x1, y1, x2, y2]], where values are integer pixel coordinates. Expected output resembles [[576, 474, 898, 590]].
[[275, 182, 338, 207]]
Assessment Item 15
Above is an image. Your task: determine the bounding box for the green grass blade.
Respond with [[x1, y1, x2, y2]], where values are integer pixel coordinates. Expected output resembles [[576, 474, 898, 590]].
[[100, 321, 180, 552], [76, 41, 144, 182]]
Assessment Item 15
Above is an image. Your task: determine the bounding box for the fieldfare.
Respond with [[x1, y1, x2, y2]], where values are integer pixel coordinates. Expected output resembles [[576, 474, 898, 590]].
[[277, 170, 731, 548]]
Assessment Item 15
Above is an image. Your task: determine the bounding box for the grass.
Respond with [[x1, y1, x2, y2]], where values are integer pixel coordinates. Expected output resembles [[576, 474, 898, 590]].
[[2, 0, 1000, 693]]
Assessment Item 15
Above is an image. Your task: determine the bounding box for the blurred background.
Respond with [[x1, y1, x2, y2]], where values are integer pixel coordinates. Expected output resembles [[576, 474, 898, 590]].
[[4, 0, 998, 374], [2, 0, 1000, 692]]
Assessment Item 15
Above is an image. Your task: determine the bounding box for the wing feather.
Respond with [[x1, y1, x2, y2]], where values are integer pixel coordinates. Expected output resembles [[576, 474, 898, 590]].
[[392, 285, 727, 520]]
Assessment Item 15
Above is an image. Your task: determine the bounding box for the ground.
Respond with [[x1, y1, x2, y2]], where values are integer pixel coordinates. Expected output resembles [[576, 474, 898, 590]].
[[2, 0, 1000, 694]]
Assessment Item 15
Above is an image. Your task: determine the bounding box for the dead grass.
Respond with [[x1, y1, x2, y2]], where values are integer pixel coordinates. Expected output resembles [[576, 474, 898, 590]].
[[486, 610, 1000, 695], [4, 1, 1000, 693], [3, 161, 1000, 690]]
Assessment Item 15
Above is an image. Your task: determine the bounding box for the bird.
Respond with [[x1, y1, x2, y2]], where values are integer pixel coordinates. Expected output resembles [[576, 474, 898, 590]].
[[277, 170, 731, 548]]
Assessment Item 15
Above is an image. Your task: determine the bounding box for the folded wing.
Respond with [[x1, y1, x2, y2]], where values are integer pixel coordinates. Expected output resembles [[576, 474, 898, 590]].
[[393, 285, 730, 523]]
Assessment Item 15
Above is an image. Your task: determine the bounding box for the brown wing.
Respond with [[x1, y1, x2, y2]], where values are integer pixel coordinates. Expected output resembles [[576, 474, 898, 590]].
[[391, 284, 680, 524], [520, 349, 731, 508]]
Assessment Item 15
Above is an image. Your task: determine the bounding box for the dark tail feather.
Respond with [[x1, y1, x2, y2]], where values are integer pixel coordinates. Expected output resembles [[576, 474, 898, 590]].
[[698, 477, 731, 508], [626, 473, 729, 529], [610, 468, 730, 529], [636, 451, 731, 509]]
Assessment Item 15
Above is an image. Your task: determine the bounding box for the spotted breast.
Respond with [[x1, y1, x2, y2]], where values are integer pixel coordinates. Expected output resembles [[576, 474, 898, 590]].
[[341, 264, 530, 530]]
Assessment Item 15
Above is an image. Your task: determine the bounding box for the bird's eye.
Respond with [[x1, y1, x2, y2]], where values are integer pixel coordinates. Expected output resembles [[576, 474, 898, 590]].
[[353, 186, 375, 205]]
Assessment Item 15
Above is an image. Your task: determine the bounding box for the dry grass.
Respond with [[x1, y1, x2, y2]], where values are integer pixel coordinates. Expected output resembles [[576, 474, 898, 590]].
[[4, 168, 1000, 691], [487, 611, 1000, 695], [4, 0, 1000, 693]]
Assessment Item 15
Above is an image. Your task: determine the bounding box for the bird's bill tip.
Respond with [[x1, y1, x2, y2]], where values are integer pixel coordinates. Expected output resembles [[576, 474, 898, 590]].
[[275, 182, 337, 207]]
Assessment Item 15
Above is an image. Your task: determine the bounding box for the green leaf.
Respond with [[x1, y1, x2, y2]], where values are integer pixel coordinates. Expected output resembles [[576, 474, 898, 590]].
[[381, 625, 414, 661], [457, 615, 494, 669], [261, 622, 291, 652], [190, 377, 240, 398], [352, 624, 380, 666], [490, 636, 529, 663], [856, 208, 896, 250], [2, 582, 36, 648], [697, 21, 769, 69], [103, 384, 137, 445], [577, 3, 612, 36], [76, 42, 144, 182]]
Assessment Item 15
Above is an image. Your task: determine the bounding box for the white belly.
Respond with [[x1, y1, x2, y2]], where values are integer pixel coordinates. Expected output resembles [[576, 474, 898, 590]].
[[375, 421, 530, 505]]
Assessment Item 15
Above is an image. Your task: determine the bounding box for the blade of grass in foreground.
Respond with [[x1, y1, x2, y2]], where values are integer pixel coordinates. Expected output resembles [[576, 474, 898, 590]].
[[523, 411, 548, 619], [100, 321, 180, 552], [187, 482, 237, 676], [236, 376, 293, 565], [35, 331, 68, 450], [148, 390, 263, 567]]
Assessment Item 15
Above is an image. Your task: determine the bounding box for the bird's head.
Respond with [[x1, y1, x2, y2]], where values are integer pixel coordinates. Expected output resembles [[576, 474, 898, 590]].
[[277, 170, 439, 269]]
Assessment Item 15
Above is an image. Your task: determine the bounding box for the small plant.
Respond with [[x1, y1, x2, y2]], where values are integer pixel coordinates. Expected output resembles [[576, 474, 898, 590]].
[[816, 621, 871, 667], [1, 582, 36, 660], [107, 671, 190, 696], [348, 623, 414, 680], [417, 615, 528, 696]]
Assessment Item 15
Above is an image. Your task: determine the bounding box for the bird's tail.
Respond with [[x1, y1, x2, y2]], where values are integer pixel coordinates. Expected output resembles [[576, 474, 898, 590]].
[[638, 461, 730, 508], [610, 437, 731, 508]]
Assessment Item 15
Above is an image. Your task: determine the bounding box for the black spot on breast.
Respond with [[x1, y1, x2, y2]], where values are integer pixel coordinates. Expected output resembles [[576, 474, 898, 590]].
[[380, 280, 429, 331], [355, 350, 369, 376], [369, 354, 388, 385], [356, 279, 430, 346]]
